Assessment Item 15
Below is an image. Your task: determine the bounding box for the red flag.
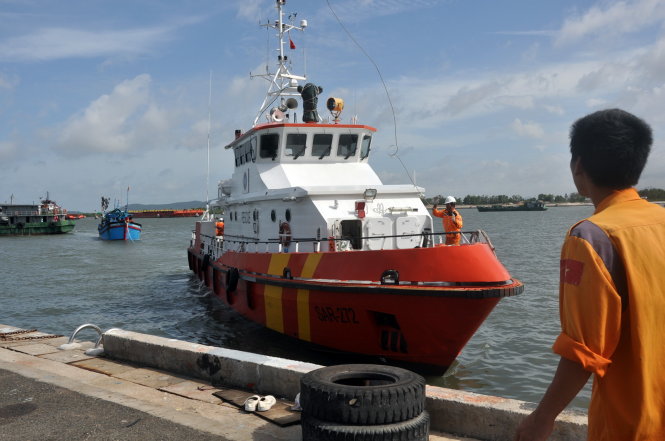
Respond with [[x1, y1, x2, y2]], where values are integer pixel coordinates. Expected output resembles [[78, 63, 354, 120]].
[[560, 259, 584, 286], [289, 38, 296, 50]]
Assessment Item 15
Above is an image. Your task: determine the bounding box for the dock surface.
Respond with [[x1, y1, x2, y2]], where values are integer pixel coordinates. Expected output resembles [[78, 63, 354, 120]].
[[0, 326, 484, 440]]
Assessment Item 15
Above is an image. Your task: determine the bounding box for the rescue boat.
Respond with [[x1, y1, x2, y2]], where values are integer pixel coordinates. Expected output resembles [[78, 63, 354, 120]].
[[187, 0, 523, 373]]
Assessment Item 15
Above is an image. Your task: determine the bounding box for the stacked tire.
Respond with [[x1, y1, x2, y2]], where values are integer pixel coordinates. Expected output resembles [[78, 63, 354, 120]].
[[300, 364, 429, 441]]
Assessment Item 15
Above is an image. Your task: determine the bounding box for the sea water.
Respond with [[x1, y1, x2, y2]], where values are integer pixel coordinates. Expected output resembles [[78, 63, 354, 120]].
[[0, 206, 594, 409]]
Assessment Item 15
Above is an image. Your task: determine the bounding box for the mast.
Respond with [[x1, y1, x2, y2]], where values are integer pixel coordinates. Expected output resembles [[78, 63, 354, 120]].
[[252, 0, 307, 126]]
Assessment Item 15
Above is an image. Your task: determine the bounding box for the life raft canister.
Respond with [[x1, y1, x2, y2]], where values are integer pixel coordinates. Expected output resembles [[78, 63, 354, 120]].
[[279, 221, 292, 247]]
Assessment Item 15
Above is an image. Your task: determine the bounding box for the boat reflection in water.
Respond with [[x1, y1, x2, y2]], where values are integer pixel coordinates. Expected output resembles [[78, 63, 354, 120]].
[[187, 0, 523, 374]]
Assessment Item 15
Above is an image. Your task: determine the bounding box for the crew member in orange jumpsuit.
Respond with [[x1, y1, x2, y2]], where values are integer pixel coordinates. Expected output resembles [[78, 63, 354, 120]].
[[215, 217, 224, 236], [432, 196, 463, 245]]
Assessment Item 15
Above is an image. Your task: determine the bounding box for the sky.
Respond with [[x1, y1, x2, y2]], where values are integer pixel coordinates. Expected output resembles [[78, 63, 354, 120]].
[[1, 0, 664, 211]]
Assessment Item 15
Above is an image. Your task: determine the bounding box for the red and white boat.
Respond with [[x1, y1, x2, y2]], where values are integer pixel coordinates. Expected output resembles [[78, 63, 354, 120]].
[[187, 0, 523, 374]]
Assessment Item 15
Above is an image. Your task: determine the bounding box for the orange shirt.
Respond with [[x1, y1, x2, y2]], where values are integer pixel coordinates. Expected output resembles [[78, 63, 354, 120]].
[[553, 188, 665, 440], [432, 207, 463, 245]]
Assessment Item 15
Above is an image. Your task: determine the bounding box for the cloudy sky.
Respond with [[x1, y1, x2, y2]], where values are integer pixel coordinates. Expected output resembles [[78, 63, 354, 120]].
[[1, 0, 664, 211]]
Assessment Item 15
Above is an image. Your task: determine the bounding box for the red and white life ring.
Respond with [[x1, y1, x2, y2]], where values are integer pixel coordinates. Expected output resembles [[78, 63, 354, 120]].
[[279, 222, 292, 246]]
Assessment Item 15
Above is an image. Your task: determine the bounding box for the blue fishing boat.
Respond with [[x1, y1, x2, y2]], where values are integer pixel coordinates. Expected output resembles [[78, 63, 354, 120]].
[[98, 208, 142, 240], [98, 192, 142, 241]]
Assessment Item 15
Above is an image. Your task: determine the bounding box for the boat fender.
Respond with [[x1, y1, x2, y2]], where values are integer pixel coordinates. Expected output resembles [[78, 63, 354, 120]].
[[380, 269, 400, 285], [226, 267, 239, 293], [279, 221, 292, 247], [283, 267, 293, 280]]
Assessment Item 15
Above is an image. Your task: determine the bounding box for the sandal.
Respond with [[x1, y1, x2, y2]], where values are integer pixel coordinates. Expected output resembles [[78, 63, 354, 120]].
[[257, 395, 276, 411], [244, 395, 261, 411]]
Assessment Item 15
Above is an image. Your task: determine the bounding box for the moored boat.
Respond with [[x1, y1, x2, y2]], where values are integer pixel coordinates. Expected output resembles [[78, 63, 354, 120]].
[[186, 0, 523, 373], [477, 200, 547, 212], [0, 196, 75, 236], [129, 209, 204, 218]]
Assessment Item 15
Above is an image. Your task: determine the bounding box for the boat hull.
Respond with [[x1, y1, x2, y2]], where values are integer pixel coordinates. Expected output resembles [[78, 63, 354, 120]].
[[129, 209, 204, 218], [0, 220, 75, 236], [98, 221, 142, 240], [187, 245, 522, 373]]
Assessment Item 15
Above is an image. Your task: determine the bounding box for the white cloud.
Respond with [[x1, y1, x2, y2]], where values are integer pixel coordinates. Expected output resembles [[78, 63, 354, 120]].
[[0, 140, 17, 161], [0, 26, 174, 62], [555, 0, 665, 46], [0, 72, 19, 89], [56, 74, 156, 154], [511, 118, 544, 139]]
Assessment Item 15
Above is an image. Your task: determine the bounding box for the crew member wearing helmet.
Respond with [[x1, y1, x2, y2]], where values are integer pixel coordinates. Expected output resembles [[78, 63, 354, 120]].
[[216, 217, 225, 237], [432, 196, 463, 245]]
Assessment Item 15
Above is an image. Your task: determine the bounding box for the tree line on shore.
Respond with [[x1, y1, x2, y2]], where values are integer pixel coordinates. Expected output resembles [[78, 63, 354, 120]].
[[423, 187, 665, 206]]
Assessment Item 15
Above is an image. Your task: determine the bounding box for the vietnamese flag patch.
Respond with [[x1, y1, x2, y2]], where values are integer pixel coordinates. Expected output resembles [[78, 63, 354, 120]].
[[561, 259, 584, 286]]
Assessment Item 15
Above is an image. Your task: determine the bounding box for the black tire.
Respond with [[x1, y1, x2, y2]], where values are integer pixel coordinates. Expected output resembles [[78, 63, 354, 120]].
[[226, 267, 239, 293], [300, 364, 425, 425], [301, 411, 429, 441]]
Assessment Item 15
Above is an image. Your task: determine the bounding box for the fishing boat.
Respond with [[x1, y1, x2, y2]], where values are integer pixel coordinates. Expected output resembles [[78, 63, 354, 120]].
[[0, 194, 75, 236], [98, 197, 141, 241], [477, 200, 547, 212], [187, 0, 523, 373], [129, 209, 204, 218]]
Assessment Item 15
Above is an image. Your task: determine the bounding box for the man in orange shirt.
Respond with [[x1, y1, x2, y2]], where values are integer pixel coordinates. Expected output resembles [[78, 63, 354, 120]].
[[432, 196, 463, 245], [515, 109, 665, 440]]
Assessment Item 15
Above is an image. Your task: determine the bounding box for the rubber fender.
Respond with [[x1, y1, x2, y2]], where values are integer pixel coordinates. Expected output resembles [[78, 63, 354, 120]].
[[300, 364, 425, 425], [226, 267, 239, 293], [301, 411, 429, 441]]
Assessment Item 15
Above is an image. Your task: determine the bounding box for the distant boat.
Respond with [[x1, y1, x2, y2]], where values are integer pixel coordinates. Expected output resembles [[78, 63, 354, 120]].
[[477, 200, 547, 212], [98, 208, 142, 240], [0, 195, 75, 236], [128, 209, 204, 218]]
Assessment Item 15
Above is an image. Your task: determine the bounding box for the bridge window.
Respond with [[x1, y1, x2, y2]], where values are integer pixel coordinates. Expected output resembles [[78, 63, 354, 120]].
[[260, 134, 279, 160], [312, 134, 333, 159], [360, 135, 371, 160], [285, 134, 307, 159], [337, 134, 358, 159]]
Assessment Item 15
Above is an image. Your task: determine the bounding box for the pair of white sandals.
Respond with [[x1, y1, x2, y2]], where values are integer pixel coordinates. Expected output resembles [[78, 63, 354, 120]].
[[244, 394, 276, 412]]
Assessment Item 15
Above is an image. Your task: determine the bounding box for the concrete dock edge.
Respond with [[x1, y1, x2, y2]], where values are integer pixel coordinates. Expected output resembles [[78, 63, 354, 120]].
[[103, 328, 588, 440]]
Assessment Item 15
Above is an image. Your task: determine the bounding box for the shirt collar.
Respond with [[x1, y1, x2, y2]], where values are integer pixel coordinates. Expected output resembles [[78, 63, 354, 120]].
[[595, 188, 641, 214]]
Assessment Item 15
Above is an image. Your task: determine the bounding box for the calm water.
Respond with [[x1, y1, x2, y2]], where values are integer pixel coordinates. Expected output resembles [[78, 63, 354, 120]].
[[0, 206, 595, 409]]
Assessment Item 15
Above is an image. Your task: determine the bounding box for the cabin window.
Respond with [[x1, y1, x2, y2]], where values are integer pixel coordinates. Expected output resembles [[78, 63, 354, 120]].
[[260, 134, 279, 160], [312, 134, 333, 159], [360, 135, 371, 160], [285, 133, 307, 159], [337, 134, 358, 159], [234, 140, 253, 166], [250, 137, 257, 162]]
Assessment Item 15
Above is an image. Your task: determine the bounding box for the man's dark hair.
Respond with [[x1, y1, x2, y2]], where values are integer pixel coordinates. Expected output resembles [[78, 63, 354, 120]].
[[570, 108, 652, 189]]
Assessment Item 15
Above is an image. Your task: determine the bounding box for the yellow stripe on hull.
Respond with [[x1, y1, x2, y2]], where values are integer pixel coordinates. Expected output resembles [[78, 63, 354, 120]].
[[296, 253, 324, 341], [264, 254, 291, 333]]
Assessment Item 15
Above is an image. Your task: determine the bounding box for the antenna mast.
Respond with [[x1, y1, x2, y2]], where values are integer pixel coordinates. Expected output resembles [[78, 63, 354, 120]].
[[206, 70, 212, 212], [251, 0, 308, 126]]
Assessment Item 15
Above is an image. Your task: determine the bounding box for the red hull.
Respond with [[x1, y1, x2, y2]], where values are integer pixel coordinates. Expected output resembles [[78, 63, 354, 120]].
[[129, 209, 203, 218], [187, 245, 522, 372]]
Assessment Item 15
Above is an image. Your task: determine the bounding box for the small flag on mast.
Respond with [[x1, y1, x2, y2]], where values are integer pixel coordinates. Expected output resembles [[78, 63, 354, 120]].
[[289, 37, 296, 50]]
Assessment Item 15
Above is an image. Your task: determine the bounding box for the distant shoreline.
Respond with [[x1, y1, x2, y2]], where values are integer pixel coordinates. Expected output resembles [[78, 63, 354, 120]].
[[429, 201, 665, 209]]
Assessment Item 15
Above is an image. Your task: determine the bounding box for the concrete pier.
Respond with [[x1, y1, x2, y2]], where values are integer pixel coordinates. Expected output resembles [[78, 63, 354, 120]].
[[0, 325, 587, 440]]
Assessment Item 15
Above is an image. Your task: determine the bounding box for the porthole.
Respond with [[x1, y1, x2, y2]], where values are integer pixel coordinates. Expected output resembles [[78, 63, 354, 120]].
[[271, 210, 276, 222], [285, 209, 291, 222]]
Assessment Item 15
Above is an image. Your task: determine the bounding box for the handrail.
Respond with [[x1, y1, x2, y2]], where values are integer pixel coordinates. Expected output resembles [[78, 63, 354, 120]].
[[192, 229, 493, 256]]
